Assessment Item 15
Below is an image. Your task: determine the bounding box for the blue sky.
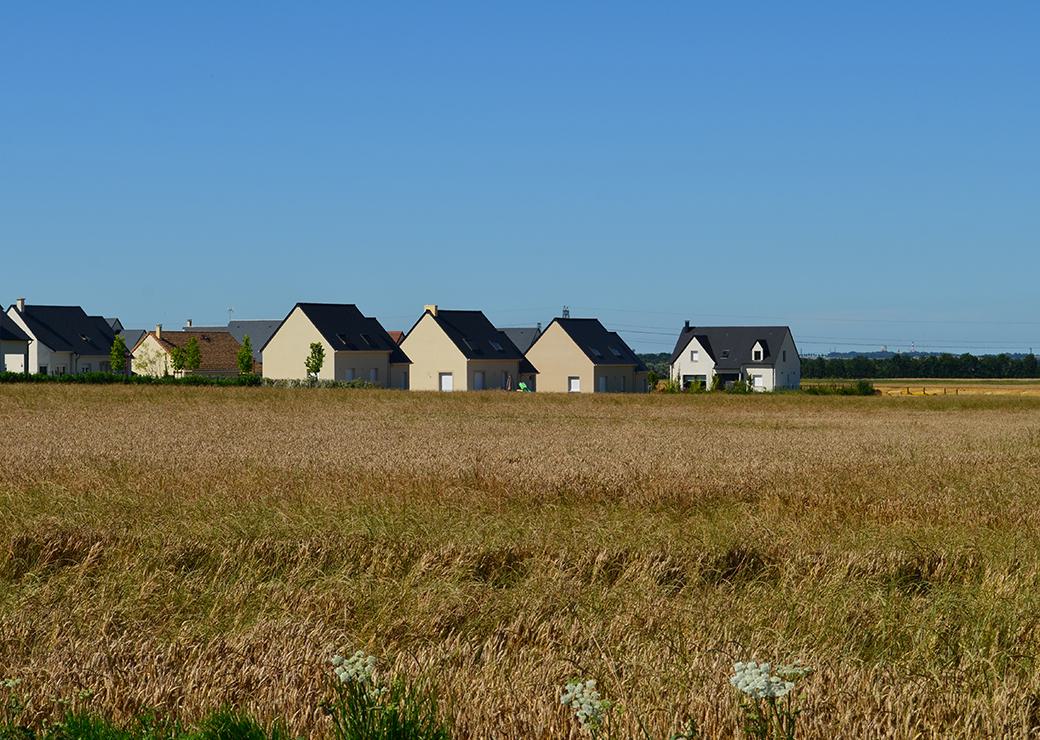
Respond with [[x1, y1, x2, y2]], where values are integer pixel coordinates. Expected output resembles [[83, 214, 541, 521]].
[[3, 3, 1038, 354]]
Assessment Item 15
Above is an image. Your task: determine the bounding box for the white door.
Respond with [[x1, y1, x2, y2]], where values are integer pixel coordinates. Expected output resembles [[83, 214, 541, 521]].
[[597, 376, 607, 393], [439, 372, 454, 392], [474, 371, 485, 390], [568, 376, 580, 393]]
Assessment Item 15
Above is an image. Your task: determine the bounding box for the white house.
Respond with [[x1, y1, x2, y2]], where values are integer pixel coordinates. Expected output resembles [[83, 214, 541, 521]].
[[4, 298, 118, 375], [669, 323, 800, 391]]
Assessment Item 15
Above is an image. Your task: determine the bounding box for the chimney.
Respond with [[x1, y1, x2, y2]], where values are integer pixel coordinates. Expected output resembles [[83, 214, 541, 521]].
[[684, 320, 690, 330], [15, 297, 25, 312], [155, 323, 162, 339], [536, 322, 542, 333], [186, 319, 192, 328], [424, 304, 438, 317]]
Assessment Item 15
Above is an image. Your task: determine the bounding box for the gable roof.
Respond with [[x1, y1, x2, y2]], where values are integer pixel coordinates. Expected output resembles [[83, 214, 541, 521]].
[[263, 303, 410, 363], [501, 327, 541, 354], [670, 325, 793, 369], [118, 329, 147, 351], [387, 330, 405, 345], [10, 305, 115, 355], [1, 312, 31, 343], [185, 320, 281, 363], [545, 318, 646, 370], [419, 309, 526, 360], [134, 330, 242, 372]]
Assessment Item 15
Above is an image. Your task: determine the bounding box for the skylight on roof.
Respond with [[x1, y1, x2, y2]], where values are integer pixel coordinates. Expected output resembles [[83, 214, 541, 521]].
[[608, 346, 622, 357], [489, 340, 503, 352], [360, 333, 374, 347], [336, 333, 349, 344], [462, 338, 476, 352], [589, 346, 603, 358]]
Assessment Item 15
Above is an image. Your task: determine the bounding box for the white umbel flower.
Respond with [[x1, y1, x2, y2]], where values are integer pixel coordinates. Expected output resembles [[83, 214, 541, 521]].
[[730, 661, 795, 699], [561, 678, 607, 732], [330, 649, 378, 686]]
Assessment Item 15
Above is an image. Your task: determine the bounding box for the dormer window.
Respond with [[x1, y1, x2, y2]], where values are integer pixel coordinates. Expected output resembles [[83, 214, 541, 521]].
[[753, 349, 763, 361], [721, 350, 730, 359]]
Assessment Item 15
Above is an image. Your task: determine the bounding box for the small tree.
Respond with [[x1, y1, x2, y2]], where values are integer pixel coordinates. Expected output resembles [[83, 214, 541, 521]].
[[305, 342, 325, 381], [110, 335, 128, 374], [170, 346, 186, 374], [237, 335, 254, 375], [184, 337, 202, 372]]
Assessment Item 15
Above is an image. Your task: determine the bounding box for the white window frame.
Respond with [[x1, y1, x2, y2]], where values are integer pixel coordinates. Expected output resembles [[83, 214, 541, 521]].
[[439, 372, 454, 392], [567, 376, 581, 393], [753, 349, 762, 362], [752, 374, 764, 389], [690, 349, 699, 362]]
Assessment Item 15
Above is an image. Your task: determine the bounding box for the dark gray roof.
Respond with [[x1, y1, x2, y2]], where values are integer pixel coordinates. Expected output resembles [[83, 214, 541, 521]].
[[10, 305, 115, 355], [422, 310, 526, 361], [185, 320, 280, 363], [106, 317, 123, 332], [546, 318, 646, 370], [501, 327, 541, 354], [1, 312, 31, 343], [118, 329, 147, 350], [670, 325, 793, 369], [263, 303, 410, 363]]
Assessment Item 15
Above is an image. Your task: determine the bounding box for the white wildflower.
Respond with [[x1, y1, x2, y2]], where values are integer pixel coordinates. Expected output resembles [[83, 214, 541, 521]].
[[729, 660, 795, 700], [561, 678, 607, 732], [330, 649, 378, 687]]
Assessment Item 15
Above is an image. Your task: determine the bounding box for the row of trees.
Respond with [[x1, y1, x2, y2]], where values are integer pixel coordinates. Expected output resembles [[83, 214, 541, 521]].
[[108, 334, 257, 375], [802, 352, 1040, 379]]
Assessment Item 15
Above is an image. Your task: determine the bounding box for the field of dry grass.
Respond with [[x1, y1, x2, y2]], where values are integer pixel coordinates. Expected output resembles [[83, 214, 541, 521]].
[[2, 385, 1040, 738]]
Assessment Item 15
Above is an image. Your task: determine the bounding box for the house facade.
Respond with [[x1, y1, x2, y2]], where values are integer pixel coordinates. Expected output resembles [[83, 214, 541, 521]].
[[669, 323, 800, 391], [400, 306, 528, 391], [261, 303, 410, 387], [4, 298, 116, 374], [524, 318, 648, 393], [131, 326, 243, 377], [0, 312, 32, 373]]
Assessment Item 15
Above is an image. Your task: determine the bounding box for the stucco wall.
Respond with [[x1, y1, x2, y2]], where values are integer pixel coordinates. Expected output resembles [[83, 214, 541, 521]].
[[390, 363, 410, 390], [262, 307, 335, 381], [131, 334, 171, 376], [467, 360, 523, 390], [772, 333, 801, 389], [333, 351, 391, 386], [524, 322, 595, 393], [399, 313, 468, 391]]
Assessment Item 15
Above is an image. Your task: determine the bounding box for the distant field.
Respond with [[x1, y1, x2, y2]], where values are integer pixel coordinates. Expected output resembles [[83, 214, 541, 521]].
[[870, 379, 1040, 396], [3, 386, 1040, 737]]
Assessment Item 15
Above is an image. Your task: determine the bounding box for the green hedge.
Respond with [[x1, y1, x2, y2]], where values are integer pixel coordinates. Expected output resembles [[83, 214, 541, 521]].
[[0, 372, 263, 386]]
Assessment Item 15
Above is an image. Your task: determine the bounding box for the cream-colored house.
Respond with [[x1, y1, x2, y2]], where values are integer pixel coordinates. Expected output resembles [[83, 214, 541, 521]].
[[400, 306, 531, 391], [4, 298, 117, 374], [669, 323, 800, 391], [524, 317, 648, 393], [261, 303, 410, 386], [131, 326, 242, 377]]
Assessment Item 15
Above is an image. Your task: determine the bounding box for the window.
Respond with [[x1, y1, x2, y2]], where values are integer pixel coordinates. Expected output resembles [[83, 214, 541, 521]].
[[608, 346, 622, 357], [721, 350, 730, 359], [597, 376, 607, 393], [360, 334, 374, 347], [40, 365, 48, 375], [620, 376, 626, 391], [369, 367, 378, 383], [489, 340, 503, 352], [81, 363, 91, 373], [752, 374, 764, 389], [690, 350, 699, 362], [461, 338, 476, 352], [345, 368, 355, 381], [782, 350, 787, 362], [439, 372, 454, 391], [753, 349, 762, 361], [588, 347, 603, 358], [474, 370, 485, 390], [336, 333, 349, 345], [568, 376, 581, 393]]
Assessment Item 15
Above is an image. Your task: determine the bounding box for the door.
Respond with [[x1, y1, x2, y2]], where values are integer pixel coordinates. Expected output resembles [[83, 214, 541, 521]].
[[568, 376, 580, 393], [597, 376, 607, 393], [439, 372, 454, 391], [474, 371, 485, 390]]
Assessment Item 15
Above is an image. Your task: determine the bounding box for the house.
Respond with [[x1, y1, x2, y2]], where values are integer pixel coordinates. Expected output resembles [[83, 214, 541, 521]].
[[183, 319, 280, 372], [502, 326, 542, 390], [131, 325, 243, 377], [260, 303, 410, 387], [4, 298, 117, 374], [400, 305, 530, 391], [0, 311, 32, 373], [387, 331, 405, 345], [524, 317, 647, 393], [669, 323, 800, 391]]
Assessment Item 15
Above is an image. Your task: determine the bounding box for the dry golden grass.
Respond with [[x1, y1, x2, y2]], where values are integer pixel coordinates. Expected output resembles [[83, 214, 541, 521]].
[[2, 385, 1040, 738]]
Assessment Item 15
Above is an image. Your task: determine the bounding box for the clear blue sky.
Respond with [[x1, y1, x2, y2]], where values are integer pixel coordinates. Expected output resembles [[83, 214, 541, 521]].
[[3, 3, 1038, 354]]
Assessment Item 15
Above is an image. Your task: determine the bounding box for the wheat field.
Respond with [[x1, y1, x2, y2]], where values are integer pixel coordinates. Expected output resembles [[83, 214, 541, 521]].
[[2, 385, 1040, 738]]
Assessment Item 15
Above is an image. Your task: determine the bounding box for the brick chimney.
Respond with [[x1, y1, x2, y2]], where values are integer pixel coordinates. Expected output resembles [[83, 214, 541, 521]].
[[424, 304, 438, 317], [16, 297, 25, 312], [155, 323, 162, 339]]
